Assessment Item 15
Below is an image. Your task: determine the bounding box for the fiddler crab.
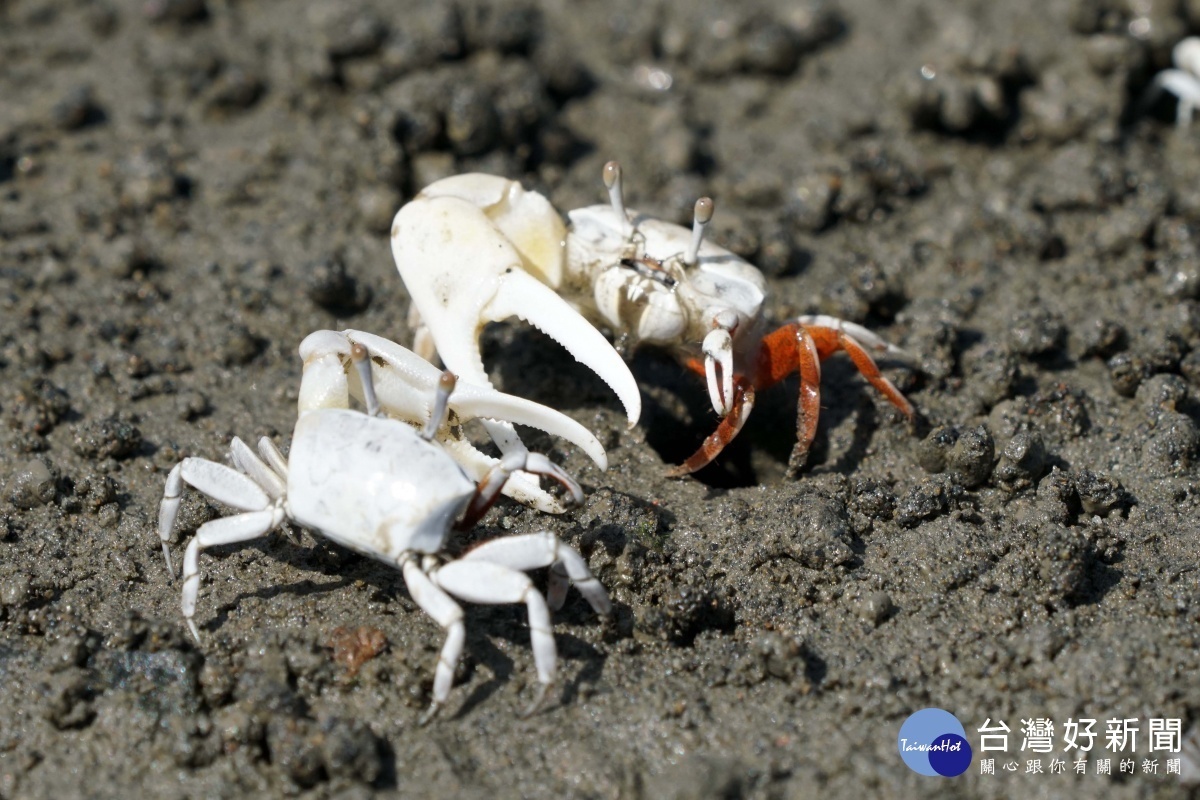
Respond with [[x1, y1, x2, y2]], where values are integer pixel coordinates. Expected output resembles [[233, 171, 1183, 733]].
[[157, 333, 611, 721], [1144, 37, 1200, 127], [392, 161, 915, 475]]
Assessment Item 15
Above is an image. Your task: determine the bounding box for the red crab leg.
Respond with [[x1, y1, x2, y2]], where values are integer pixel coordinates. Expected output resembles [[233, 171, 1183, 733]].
[[666, 378, 755, 477], [760, 321, 914, 471], [671, 321, 913, 475], [673, 321, 817, 474], [802, 325, 915, 419], [755, 323, 824, 469]]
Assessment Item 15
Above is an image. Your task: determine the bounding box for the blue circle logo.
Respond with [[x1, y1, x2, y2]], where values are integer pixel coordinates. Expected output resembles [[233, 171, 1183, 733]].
[[898, 708, 973, 777]]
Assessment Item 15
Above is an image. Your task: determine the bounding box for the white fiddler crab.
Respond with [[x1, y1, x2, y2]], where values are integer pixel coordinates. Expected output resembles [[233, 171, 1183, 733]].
[[392, 161, 915, 475], [157, 339, 611, 721], [1143, 37, 1200, 127], [298, 328, 606, 514]]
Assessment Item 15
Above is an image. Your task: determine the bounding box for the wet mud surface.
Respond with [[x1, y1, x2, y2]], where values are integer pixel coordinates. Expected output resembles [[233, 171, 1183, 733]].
[[2, 0, 1200, 797]]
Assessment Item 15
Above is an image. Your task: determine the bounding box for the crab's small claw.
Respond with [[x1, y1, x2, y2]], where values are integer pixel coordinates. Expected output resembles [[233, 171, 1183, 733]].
[[440, 438, 573, 514], [701, 310, 739, 416], [296, 335, 351, 414], [702, 327, 733, 415], [392, 182, 642, 428], [457, 449, 583, 530]]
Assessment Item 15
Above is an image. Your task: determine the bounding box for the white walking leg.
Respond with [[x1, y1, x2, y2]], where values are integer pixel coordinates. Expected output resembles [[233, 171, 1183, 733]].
[[461, 533, 611, 615], [158, 457, 273, 577], [158, 463, 186, 576], [401, 558, 465, 724], [181, 507, 284, 642], [256, 437, 289, 481], [229, 437, 286, 501], [433, 559, 556, 715]]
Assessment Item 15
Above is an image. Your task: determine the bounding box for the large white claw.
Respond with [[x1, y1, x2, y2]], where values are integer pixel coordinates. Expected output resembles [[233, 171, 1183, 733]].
[[299, 330, 604, 514], [298, 330, 607, 471], [391, 178, 642, 428]]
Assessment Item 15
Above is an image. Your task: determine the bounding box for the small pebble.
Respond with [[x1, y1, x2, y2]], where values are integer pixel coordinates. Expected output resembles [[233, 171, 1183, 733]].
[[947, 425, 995, 488], [853, 479, 896, 520], [787, 173, 836, 233], [994, 431, 1047, 492], [1078, 319, 1126, 359], [1074, 469, 1123, 517], [896, 475, 960, 527], [1008, 310, 1066, 358], [1138, 373, 1188, 415], [964, 344, 1018, 408], [0, 574, 30, 608], [96, 503, 121, 528], [175, 390, 210, 422], [6, 459, 56, 509], [1147, 412, 1200, 475], [1106, 352, 1146, 397], [1144, 335, 1186, 374], [858, 591, 895, 626], [916, 425, 959, 474], [72, 415, 143, 460], [1034, 469, 1077, 525]]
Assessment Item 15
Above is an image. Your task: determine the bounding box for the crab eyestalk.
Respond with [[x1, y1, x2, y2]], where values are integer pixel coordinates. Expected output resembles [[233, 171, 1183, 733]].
[[685, 197, 714, 266], [602, 160, 629, 235], [422, 371, 457, 441], [702, 310, 740, 416], [349, 342, 381, 418]]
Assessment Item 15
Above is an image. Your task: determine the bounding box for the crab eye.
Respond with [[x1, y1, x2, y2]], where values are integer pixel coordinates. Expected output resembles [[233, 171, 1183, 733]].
[[685, 197, 714, 266]]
